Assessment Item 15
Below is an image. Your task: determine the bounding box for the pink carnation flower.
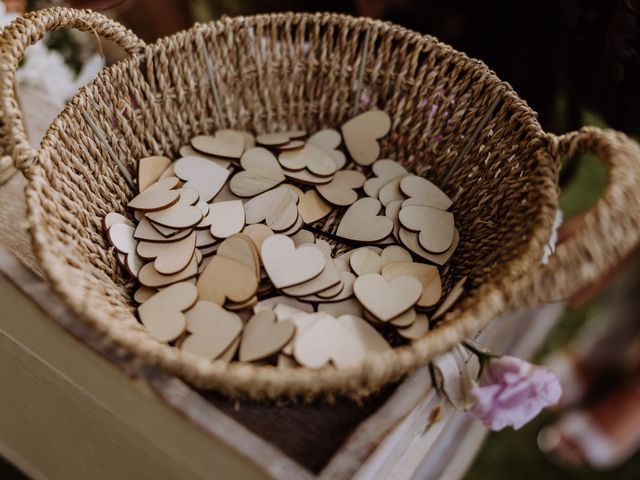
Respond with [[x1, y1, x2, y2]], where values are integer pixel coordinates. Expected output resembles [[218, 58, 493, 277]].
[[467, 355, 562, 431]]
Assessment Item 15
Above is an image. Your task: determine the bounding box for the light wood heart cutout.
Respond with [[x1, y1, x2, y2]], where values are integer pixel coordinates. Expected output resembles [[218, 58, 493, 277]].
[[197, 255, 258, 305], [244, 186, 299, 232], [297, 189, 333, 224], [293, 313, 390, 369], [138, 156, 172, 192], [261, 234, 326, 288], [138, 282, 198, 342], [349, 245, 412, 275], [278, 144, 338, 176], [182, 301, 243, 360], [137, 231, 196, 275], [364, 159, 408, 198], [239, 309, 295, 362], [336, 198, 393, 242], [381, 261, 442, 308], [399, 205, 455, 253], [138, 255, 199, 288], [127, 180, 180, 212], [146, 189, 203, 230], [341, 110, 391, 166], [107, 223, 143, 277], [353, 273, 422, 322], [400, 175, 452, 210], [307, 129, 346, 170], [174, 156, 230, 202], [209, 200, 245, 239], [230, 147, 285, 197], [191, 129, 245, 159], [316, 169, 366, 206], [216, 233, 261, 278]]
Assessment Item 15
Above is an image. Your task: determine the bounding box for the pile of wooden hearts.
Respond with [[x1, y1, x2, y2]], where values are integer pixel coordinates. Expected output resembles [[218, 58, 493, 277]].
[[103, 109, 466, 369]]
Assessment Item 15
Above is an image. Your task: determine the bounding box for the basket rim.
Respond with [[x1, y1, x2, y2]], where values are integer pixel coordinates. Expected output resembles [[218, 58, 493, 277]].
[[26, 12, 557, 400]]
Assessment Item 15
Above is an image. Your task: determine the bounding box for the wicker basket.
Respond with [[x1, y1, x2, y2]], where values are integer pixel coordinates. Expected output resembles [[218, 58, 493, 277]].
[[2, 7, 640, 401]]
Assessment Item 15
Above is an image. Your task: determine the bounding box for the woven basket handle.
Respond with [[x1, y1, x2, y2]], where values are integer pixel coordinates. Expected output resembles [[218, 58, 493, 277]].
[[0, 7, 145, 171], [509, 126, 640, 309]]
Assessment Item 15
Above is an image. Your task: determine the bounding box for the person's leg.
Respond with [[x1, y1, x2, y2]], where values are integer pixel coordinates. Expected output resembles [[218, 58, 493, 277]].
[[539, 373, 640, 469], [544, 251, 640, 408]]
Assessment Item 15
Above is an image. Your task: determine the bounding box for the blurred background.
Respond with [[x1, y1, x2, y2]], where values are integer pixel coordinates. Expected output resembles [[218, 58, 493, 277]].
[[3, 0, 640, 478]]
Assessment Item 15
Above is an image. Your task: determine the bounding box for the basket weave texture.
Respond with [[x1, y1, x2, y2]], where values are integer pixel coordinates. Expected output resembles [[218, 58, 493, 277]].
[[2, 8, 640, 400]]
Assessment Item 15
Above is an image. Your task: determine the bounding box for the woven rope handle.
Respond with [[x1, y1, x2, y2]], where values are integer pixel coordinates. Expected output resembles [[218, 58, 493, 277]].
[[0, 7, 145, 171], [509, 126, 640, 309]]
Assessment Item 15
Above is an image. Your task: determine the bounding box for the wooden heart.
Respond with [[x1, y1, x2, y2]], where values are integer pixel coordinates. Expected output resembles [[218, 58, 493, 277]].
[[195, 228, 217, 248], [182, 301, 243, 360], [174, 156, 230, 202], [297, 189, 333, 224], [133, 285, 156, 304], [341, 110, 391, 166], [242, 224, 274, 252], [378, 177, 405, 206], [397, 312, 429, 340], [278, 144, 338, 176], [138, 156, 172, 192], [316, 170, 366, 206], [260, 234, 326, 288], [336, 198, 393, 242], [244, 186, 299, 232], [239, 310, 295, 362], [363, 159, 408, 198], [230, 147, 285, 197], [147, 221, 182, 238], [307, 129, 346, 170], [275, 139, 306, 151], [283, 167, 333, 185], [127, 181, 180, 212], [317, 298, 363, 318], [256, 130, 306, 146], [103, 212, 133, 231], [134, 218, 193, 243], [398, 227, 459, 265], [107, 223, 143, 277], [137, 231, 196, 275], [399, 205, 455, 253], [197, 255, 258, 305], [146, 189, 203, 229], [349, 245, 412, 275], [292, 313, 388, 368], [138, 255, 199, 288], [353, 273, 422, 321], [381, 261, 442, 308], [338, 314, 391, 354], [292, 313, 365, 368], [209, 200, 245, 239], [216, 233, 261, 278], [108, 222, 137, 255], [254, 295, 314, 314], [179, 145, 231, 169], [290, 229, 315, 246], [212, 182, 242, 203], [191, 129, 245, 159], [400, 175, 452, 210], [384, 200, 402, 240], [281, 246, 341, 296], [388, 308, 416, 327], [300, 269, 356, 303], [138, 282, 197, 342]]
